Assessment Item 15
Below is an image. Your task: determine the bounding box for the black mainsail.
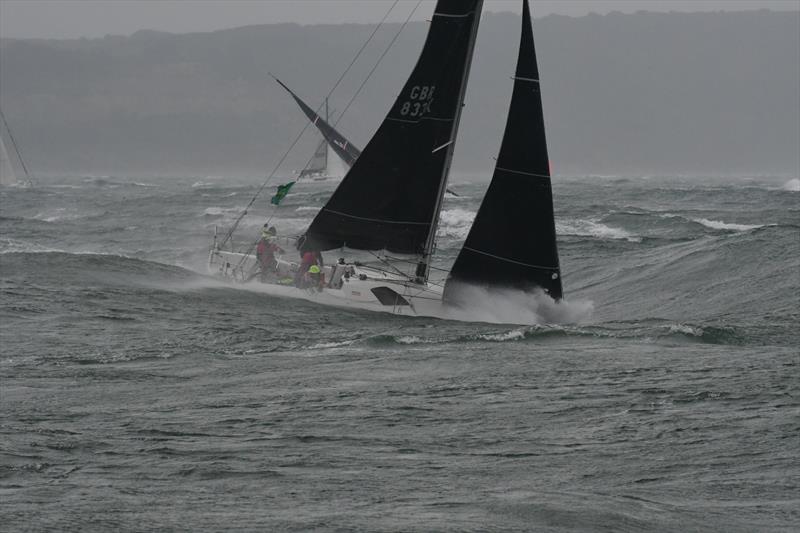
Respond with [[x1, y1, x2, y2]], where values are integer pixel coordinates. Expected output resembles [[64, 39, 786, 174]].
[[273, 76, 361, 168], [301, 0, 483, 259], [444, 0, 563, 301]]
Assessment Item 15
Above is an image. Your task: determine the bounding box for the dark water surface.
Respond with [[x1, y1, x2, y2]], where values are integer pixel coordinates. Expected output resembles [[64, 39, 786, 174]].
[[1, 175, 798, 531]]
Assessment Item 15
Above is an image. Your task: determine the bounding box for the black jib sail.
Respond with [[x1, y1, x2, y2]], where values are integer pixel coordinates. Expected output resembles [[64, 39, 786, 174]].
[[444, 0, 563, 301], [301, 0, 483, 255], [273, 76, 361, 168]]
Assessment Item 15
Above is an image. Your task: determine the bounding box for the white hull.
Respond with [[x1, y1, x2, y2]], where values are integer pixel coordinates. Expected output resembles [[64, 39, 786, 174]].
[[207, 249, 447, 319]]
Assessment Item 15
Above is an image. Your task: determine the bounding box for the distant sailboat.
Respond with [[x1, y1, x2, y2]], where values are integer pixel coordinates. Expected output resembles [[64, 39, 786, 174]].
[[210, 0, 562, 321], [274, 75, 459, 196], [0, 135, 16, 186], [0, 109, 33, 187], [273, 76, 361, 170], [295, 97, 346, 182]]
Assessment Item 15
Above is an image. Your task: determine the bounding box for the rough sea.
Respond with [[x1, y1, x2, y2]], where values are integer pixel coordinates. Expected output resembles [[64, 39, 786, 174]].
[[1, 174, 798, 531]]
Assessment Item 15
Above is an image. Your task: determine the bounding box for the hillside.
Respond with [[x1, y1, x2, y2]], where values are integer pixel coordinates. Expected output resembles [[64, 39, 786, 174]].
[[1, 9, 798, 177]]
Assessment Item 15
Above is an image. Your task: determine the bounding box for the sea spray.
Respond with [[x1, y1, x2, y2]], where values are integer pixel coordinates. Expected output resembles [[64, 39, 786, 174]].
[[442, 284, 594, 325]]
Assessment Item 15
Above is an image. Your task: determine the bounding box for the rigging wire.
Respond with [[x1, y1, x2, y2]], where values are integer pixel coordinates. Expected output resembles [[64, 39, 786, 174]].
[[264, 0, 423, 229], [229, 0, 425, 276], [332, 0, 424, 130], [217, 0, 401, 250]]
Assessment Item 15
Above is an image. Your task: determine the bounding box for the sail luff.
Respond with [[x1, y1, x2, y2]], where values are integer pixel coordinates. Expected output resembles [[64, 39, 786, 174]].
[[417, 0, 484, 282], [324, 98, 330, 173], [444, 0, 563, 301]]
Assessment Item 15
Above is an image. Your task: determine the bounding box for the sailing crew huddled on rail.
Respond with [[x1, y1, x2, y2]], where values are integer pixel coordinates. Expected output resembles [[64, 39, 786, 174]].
[[256, 225, 284, 282], [295, 243, 324, 289]]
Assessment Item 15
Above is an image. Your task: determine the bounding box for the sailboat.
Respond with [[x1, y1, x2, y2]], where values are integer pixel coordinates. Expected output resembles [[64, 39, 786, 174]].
[[0, 136, 15, 186], [208, 0, 563, 320], [0, 109, 33, 187], [275, 75, 460, 198], [275, 77, 361, 171], [295, 97, 346, 182]]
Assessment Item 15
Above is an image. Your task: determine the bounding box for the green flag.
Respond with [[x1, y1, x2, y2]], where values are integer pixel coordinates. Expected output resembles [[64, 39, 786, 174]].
[[270, 181, 295, 205]]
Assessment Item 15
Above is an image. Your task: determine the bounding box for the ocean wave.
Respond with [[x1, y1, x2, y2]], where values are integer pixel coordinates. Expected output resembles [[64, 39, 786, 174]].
[[477, 329, 527, 341], [437, 208, 476, 239], [358, 321, 745, 347], [691, 218, 766, 232], [32, 208, 85, 222], [781, 178, 800, 192], [0, 238, 64, 254], [201, 206, 248, 217], [557, 219, 640, 242], [307, 340, 355, 349]]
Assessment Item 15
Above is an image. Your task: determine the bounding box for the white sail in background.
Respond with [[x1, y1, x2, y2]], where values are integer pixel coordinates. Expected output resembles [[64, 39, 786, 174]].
[[0, 136, 17, 186]]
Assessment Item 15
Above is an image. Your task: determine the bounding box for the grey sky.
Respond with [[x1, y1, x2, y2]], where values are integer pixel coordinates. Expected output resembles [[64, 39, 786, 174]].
[[1, 0, 798, 40]]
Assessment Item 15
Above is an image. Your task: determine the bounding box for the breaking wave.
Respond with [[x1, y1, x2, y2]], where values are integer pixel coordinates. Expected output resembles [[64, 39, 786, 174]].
[[690, 218, 767, 232], [781, 178, 800, 192], [437, 208, 476, 239], [557, 218, 640, 242]]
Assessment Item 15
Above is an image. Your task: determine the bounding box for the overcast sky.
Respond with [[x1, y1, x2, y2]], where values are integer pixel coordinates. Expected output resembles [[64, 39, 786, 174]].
[[1, 0, 798, 39]]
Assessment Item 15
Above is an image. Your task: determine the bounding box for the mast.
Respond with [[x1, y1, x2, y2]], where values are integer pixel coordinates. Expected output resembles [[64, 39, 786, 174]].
[[416, 0, 484, 283], [324, 97, 330, 174]]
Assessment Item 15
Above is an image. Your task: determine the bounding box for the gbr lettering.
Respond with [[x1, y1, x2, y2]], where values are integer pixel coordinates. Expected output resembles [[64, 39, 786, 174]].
[[399, 85, 436, 117]]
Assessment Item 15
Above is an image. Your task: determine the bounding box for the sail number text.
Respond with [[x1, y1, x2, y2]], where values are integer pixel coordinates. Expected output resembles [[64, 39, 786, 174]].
[[399, 85, 436, 118]]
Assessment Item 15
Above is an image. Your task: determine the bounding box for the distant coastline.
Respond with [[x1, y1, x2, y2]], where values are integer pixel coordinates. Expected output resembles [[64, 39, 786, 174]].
[[1, 9, 798, 177]]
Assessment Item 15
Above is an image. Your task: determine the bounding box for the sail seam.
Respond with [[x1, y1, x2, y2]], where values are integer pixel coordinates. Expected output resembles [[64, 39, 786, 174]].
[[386, 116, 454, 124], [433, 12, 476, 19], [495, 167, 550, 179], [512, 76, 540, 83], [324, 208, 430, 225], [463, 246, 557, 270]]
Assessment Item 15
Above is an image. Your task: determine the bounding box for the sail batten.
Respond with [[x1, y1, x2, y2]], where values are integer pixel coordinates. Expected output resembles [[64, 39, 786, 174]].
[[302, 0, 484, 256], [444, 0, 563, 301]]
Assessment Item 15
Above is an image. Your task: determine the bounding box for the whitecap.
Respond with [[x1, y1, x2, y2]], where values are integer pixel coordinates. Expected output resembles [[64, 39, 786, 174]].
[[477, 329, 526, 342], [33, 208, 84, 222], [691, 218, 764, 232], [0, 238, 64, 254], [557, 219, 640, 242], [437, 208, 476, 239], [781, 178, 800, 192], [308, 340, 355, 349], [396, 336, 426, 344], [666, 324, 703, 337], [202, 206, 246, 217]]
